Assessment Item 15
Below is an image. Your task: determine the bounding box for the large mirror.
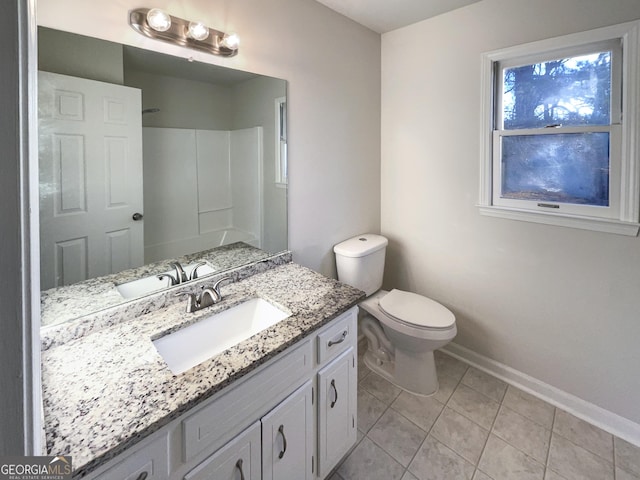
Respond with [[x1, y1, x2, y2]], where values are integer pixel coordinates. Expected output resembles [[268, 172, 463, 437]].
[[38, 27, 288, 327]]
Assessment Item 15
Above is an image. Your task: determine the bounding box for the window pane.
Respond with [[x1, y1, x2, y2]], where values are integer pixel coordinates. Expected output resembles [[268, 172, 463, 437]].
[[502, 52, 611, 129], [501, 133, 610, 206]]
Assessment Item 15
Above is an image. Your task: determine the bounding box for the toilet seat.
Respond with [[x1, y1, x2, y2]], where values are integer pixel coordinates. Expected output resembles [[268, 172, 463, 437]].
[[378, 289, 455, 330]]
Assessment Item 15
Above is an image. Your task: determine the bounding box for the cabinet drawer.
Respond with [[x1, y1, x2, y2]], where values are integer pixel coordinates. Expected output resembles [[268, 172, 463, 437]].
[[317, 308, 356, 365], [184, 421, 261, 480], [94, 434, 169, 480], [182, 339, 313, 462]]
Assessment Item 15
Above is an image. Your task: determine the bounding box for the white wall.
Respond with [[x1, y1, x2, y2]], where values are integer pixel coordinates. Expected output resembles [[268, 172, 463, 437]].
[[37, 0, 382, 277], [381, 0, 640, 424]]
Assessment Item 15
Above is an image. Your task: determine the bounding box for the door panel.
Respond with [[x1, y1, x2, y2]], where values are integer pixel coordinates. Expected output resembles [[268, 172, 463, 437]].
[[261, 382, 313, 480], [318, 348, 357, 477], [39, 71, 143, 289]]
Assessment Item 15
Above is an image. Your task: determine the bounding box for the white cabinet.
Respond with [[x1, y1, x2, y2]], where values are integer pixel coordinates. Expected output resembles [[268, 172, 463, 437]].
[[261, 382, 314, 480], [317, 349, 357, 478], [184, 422, 261, 480]]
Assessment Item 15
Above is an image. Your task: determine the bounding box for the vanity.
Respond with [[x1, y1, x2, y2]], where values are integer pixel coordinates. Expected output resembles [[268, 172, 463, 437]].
[[41, 259, 364, 479]]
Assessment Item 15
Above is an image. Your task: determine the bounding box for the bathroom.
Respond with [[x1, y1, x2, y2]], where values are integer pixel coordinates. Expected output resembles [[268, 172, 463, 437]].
[[2, 0, 640, 479]]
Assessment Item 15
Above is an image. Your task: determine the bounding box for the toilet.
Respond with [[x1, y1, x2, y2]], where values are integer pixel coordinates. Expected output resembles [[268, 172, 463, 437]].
[[334, 234, 457, 396]]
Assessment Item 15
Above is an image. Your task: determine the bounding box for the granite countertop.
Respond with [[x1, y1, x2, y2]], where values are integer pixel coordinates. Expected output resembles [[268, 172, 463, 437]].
[[41, 262, 364, 477], [40, 242, 274, 327]]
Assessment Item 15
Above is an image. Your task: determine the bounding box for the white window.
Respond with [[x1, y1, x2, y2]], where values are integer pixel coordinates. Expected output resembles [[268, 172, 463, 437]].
[[479, 21, 640, 236], [275, 96, 288, 186]]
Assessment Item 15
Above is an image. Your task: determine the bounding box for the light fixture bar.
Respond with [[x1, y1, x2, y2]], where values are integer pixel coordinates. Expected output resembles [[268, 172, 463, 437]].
[[128, 8, 238, 57]]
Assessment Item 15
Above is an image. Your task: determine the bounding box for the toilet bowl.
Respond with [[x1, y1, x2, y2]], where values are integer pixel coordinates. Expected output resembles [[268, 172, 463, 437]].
[[359, 289, 456, 396], [334, 234, 457, 396]]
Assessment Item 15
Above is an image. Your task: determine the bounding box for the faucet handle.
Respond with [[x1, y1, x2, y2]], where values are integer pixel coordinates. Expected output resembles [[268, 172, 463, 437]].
[[212, 276, 233, 296], [175, 290, 197, 313], [189, 261, 208, 281]]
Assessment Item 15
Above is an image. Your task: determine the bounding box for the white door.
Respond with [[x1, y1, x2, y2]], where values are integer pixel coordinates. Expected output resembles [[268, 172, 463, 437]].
[[38, 71, 144, 290], [261, 381, 314, 480], [317, 348, 358, 477]]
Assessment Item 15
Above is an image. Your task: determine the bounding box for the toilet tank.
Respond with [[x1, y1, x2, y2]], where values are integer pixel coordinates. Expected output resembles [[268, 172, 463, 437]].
[[333, 234, 388, 296]]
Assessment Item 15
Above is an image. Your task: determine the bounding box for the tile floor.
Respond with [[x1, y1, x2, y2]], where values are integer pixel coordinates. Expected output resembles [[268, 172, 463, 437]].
[[329, 348, 640, 480]]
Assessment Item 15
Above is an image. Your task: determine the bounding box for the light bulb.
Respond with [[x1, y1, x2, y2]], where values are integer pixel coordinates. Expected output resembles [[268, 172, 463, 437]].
[[221, 32, 240, 51], [187, 21, 210, 41], [146, 8, 171, 32]]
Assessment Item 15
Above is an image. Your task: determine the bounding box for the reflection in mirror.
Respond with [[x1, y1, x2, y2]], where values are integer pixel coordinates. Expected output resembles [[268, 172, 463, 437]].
[[38, 27, 288, 326]]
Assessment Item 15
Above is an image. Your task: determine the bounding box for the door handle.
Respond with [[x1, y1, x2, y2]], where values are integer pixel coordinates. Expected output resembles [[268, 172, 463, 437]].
[[235, 459, 245, 480], [132, 212, 144, 221], [330, 379, 338, 408], [278, 424, 287, 459]]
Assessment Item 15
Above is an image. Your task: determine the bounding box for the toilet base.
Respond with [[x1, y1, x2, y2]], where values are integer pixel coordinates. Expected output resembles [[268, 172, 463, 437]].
[[362, 345, 439, 397]]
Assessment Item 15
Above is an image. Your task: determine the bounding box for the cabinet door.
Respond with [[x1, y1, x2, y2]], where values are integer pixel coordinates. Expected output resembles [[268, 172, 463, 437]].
[[184, 421, 261, 480], [261, 381, 314, 480], [317, 348, 357, 477]]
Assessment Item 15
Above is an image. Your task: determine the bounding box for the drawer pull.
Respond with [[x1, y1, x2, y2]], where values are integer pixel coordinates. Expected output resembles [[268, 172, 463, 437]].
[[278, 425, 287, 459], [328, 330, 348, 347], [330, 379, 338, 408], [235, 459, 245, 480], [136, 473, 148, 480]]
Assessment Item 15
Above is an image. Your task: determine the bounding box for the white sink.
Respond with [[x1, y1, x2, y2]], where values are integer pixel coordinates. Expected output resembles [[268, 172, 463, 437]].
[[116, 263, 215, 299], [153, 298, 290, 375]]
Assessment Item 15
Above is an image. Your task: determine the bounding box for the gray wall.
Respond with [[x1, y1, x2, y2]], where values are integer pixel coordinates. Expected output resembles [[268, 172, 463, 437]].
[[124, 70, 234, 130], [381, 0, 640, 424], [232, 76, 288, 254], [38, 26, 124, 84]]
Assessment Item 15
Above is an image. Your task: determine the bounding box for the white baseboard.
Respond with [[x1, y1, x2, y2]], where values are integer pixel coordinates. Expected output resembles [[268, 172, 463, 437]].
[[441, 342, 640, 447]]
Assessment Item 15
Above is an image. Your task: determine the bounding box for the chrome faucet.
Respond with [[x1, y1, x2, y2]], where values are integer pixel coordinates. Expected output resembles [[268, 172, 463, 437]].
[[170, 262, 189, 283], [176, 276, 233, 313]]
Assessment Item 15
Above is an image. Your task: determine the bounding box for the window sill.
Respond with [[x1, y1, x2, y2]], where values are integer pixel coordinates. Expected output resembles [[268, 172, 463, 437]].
[[478, 205, 640, 236]]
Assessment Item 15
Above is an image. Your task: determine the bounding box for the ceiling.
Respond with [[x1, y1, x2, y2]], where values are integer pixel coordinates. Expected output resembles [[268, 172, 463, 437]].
[[314, 0, 482, 33]]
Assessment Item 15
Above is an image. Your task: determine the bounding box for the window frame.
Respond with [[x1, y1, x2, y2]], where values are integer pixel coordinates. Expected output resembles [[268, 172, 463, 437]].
[[479, 21, 640, 236], [275, 96, 288, 187]]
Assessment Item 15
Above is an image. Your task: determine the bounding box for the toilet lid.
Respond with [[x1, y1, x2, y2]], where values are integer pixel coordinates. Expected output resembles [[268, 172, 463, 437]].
[[379, 289, 455, 329]]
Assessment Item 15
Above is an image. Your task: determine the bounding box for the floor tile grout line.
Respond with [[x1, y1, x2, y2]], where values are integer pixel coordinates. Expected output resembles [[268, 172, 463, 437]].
[[471, 374, 507, 480], [543, 407, 558, 477], [404, 365, 471, 478]]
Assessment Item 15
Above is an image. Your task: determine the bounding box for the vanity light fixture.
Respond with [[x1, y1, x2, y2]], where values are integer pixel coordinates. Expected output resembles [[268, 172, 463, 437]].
[[129, 8, 239, 57]]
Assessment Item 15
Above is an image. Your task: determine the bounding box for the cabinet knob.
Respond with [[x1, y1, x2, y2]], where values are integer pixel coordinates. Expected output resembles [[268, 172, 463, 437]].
[[235, 459, 245, 480], [330, 379, 339, 408], [277, 424, 287, 459], [132, 212, 144, 221]]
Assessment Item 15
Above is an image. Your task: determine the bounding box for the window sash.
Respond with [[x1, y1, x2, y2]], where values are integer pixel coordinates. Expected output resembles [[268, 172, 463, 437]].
[[492, 125, 622, 218], [495, 38, 623, 131]]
